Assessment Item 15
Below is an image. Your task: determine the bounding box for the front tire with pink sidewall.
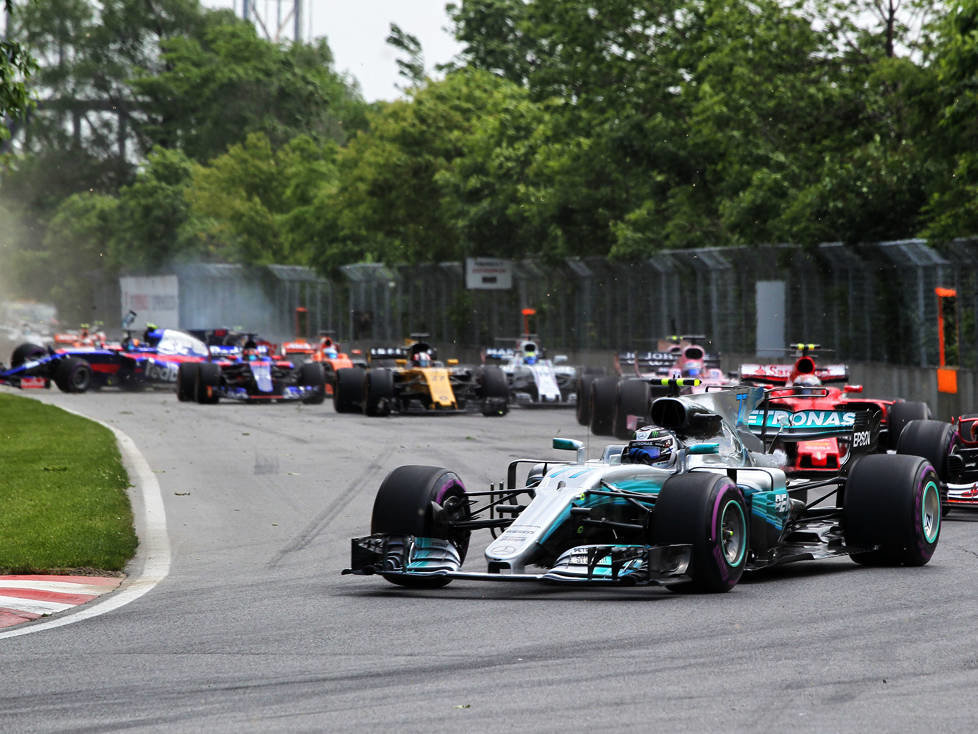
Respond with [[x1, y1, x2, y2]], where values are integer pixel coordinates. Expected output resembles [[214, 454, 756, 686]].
[[653, 473, 748, 592], [845, 453, 941, 567], [370, 465, 471, 588]]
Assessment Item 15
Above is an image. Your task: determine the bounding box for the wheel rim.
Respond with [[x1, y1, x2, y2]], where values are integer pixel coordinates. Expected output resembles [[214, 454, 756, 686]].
[[71, 368, 90, 390], [921, 479, 940, 543], [719, 499, 747, 566]]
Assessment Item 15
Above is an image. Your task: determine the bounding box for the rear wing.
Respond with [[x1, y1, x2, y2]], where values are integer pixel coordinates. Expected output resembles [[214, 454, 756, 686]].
[[484, 346, 517, 364], [740, 363, 849, 384], [616, 350, 676, 376], [369, 346, 407, 364]]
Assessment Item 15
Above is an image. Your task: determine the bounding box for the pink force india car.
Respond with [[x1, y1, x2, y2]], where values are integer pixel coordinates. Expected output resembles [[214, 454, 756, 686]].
[[579, 335, 738, 441]]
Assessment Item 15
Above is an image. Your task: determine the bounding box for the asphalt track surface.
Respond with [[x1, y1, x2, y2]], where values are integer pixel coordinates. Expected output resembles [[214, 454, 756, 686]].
[[4, 389, 978, 732]]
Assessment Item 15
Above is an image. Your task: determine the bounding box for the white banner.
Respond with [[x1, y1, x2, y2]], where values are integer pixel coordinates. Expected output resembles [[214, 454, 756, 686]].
[[465, 258, 513, 290], [120, 275, 180, 329]]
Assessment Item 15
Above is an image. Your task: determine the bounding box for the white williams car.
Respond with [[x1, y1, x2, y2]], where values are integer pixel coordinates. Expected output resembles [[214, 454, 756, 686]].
[[485, 338, 577, 407]]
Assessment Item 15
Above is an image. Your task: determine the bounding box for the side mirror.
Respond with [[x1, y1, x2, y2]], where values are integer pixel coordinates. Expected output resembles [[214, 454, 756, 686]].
[[843, 384, 863, 393], [554, 355, 568, 364], [553, 437, 582, 451], [553, 437, 586, 463], [446, 358, 459, 366], [687, 443, 720, 455]]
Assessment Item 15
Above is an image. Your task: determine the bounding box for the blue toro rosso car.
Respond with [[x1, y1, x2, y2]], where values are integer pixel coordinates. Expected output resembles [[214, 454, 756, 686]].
[[176, 337, 326, 405], [0, 328, 210, 393], [345, 384, 948, 592]]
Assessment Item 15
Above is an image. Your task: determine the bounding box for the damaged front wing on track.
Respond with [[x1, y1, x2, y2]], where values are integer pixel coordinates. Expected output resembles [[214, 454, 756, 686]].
[[343, 534, 693, 586]]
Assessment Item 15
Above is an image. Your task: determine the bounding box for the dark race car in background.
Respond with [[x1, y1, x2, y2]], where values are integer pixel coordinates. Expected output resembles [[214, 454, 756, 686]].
[[0, 327, 211, 393], [176, 336, 326, 405], [278, 332, 360, 399], [739, 344, 934, 469], [484, 337, 576, 407], [944, 413, 978, 511], [333, 337, 509, 417], [579, 335, 736, 440]]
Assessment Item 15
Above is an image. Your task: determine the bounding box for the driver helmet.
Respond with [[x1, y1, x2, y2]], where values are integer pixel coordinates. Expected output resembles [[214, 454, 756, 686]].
[[681, 364, 701, 378], [621, 426, 677, 466], [413, 350, 432, 366], [242, 339, 260, 361], [524, 354, 537, 365], [792, 373, 822, 395], [143, 324, 163, 347], [324, 346, 338, 359]]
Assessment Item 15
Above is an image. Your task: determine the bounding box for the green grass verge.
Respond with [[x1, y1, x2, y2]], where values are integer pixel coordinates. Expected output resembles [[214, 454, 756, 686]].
[[0, 393, 138, 574]]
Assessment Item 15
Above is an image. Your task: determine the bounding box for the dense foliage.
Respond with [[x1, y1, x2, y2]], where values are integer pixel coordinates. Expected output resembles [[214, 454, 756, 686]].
[[1, 0, 977, 322]]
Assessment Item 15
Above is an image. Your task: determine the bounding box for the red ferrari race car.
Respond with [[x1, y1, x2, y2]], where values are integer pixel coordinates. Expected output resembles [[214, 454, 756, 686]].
[[739, 345, 933, 477]]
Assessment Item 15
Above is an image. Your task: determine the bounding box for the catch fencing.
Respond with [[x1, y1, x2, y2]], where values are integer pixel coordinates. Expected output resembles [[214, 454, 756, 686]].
[[165, 239, 978, 370]]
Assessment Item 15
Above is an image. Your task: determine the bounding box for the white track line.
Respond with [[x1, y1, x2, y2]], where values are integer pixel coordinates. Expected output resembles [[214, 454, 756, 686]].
[[0, 413, 171, 640]]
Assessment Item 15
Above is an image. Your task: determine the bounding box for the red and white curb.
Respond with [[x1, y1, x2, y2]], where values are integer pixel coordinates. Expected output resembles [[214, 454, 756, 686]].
[[0, 575, 124, 629]]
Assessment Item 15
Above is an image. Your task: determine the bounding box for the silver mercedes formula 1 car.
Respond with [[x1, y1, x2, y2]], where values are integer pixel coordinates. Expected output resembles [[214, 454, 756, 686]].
[[344, 384, 948, 593]]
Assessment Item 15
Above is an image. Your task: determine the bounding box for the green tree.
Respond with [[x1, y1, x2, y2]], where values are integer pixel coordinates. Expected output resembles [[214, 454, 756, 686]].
[[431, 72, 556, 259], [133, 20, 365, 163], [920, 0, 978, 241], [446, 0, 535, 84], [108, 147, 207, 272], [330, 72, 496, 266], [387, 23, 425, 89], [190, 132, 339, 266], [1, 0, 36, 142], [8, 0, 208, 186]]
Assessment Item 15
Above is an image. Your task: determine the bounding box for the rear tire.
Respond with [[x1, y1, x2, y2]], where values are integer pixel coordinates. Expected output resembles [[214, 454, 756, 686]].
[[887, 401, 931, 450], [575, 373, 596, 426], [53, 357, 92, 393], [653, 473, 748, 592], [589, 376, 618, 436], [896, 419, 955, 516], [479, 365, 509, 416], [613, 379, 650, 440], [334, 367, 365, 413], [299, 362, 326, 404], [845, 453, 940, 566], [364, 369, 394, 416], [896, 419, 955, 481], [371, 465, 471, 588]]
